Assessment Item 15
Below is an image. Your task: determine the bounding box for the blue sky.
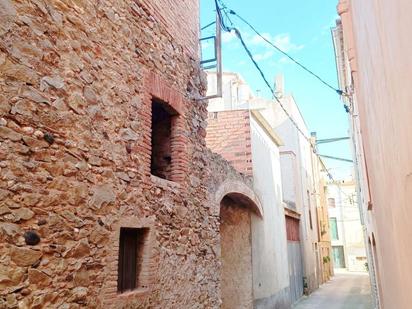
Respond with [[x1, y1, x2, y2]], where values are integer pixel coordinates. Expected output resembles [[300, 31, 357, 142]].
[[200, 0, 353, 179]]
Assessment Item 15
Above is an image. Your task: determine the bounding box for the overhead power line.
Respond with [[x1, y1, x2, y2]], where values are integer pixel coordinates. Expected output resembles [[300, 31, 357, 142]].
[[214, 1, 312, 146], [213, 2, 312, 146], [319, 154, 353, 163], [225, 8, 347, 96], [214, 0, 232, 32], [232, 26, 312, 143], [217, 0, 235, 29], [214, 0, 352, 191], [233, 28, 312, 144]]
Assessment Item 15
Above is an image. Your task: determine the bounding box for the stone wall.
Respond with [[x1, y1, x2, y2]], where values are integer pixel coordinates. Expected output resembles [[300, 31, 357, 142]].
[[0, 1, 256, 308], [139, 0, 200, 56]]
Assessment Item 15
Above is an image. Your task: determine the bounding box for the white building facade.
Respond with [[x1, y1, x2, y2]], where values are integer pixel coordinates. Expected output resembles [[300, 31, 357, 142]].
[[327, 180, 368, 272], [207, 71, 324, 305], [332, 18, 380, 308]]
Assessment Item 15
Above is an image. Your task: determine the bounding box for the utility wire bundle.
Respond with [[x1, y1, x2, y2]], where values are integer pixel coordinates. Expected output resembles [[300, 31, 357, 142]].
[[212, 0, 347, 184]]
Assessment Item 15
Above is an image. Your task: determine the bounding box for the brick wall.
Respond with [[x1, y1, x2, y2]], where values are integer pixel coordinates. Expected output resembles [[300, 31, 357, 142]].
[[206, 110, 253, 176], [143, 72, 189, 184]]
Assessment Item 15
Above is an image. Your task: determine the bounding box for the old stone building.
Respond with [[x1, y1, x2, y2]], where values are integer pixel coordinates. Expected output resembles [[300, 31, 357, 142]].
[[0, 0, 263, 308], [206, 71, 336, 307], [206, 108, 290, 308]]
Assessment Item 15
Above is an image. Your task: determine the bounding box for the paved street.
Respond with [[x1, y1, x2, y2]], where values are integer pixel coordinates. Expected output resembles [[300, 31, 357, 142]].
[[293, 270, 373, 309]]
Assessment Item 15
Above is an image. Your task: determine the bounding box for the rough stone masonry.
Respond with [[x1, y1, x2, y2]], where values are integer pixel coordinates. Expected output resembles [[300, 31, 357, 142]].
[[0, 0, 255, 308]]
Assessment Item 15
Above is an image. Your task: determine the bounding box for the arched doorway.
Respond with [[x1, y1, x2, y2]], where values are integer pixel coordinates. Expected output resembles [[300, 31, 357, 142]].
[[215, 181, 263, 309]]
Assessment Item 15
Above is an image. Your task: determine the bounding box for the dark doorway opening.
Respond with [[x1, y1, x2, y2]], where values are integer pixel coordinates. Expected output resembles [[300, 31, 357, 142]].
[[117, 227, 149, 293]]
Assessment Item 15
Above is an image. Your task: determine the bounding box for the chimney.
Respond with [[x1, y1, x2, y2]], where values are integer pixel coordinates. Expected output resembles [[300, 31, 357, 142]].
[[274, 74, 284, 98]]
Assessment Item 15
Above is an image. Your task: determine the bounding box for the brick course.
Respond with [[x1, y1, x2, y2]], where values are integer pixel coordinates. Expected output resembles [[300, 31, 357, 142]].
[[206, 110, 253, 176]]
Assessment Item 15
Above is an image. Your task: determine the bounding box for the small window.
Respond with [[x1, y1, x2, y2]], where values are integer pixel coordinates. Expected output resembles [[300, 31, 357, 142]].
[[330, 217, 338, 240], [328, 198, 336, 208], [151, 98, 177, 180], [117, 227, 149, 293]]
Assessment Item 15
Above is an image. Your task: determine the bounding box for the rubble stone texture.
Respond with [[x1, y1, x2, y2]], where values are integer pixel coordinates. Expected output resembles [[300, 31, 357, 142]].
[[0, 0, 256, 308]]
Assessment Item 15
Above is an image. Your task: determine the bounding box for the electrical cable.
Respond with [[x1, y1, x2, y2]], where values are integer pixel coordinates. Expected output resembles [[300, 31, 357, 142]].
[[214, 0, 232, 32], [214, 0, 351, 196], [229, 26, 310, 143], [235, 26, 346, 189], [214, 2, 329, 147], [217, 0, 235, 29], [225, 8, 348, 96]]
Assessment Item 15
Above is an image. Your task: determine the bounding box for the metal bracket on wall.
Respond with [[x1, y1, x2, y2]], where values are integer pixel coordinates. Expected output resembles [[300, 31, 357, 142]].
[[319, 154, 353, 163], [199, 13, 222, 100], [316, 137, 350, 144]]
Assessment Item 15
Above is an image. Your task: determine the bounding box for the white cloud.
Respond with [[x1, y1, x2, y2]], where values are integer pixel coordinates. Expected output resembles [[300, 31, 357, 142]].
[[253, 50, 274, 61], [279, 56, 292, 64], [250, 32, 272, 45], [222, 30, 236, 43], [250, 33, 304, 52], [273, 33, 304, 52]]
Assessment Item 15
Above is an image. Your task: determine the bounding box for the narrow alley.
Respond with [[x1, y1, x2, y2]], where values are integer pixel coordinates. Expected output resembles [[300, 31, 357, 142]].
[[2, 0, 412, 307], [293, 271, 372, 309]]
